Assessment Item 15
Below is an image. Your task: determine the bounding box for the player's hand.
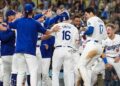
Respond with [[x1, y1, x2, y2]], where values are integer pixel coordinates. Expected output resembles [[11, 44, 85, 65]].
[[52, 25, 60, 32], [44, 9, 52, 18], [56, 9, 63, 15], [44, 44, 49, 50], [42, 10, 48, 15], [114, 57, 120, 63]]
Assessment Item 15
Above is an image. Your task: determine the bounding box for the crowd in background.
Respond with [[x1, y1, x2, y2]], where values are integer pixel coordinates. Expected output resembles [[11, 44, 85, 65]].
[[0, 0, 120, 86], [0, 0, 119, 33]]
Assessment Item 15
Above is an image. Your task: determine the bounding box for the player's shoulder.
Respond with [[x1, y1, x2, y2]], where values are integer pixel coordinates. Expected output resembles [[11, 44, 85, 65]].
[[115, 34, 120, 37], [88, 16, 103, 23], [57, 22, 76, 28], [14, 17, 23, 23], [115, 34, 120, 40], [87, 16, 96, 22], [87, 17, 96, 26]]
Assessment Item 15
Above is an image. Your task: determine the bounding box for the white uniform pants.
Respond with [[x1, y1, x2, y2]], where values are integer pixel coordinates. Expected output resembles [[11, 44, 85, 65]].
[[72, 52, 81, 86], [107, 57, 120, 79], [36, 47, 42, 86], [2, 55, 12, 86], [78, 41, 103, 86], [52, 47, 74, 86], [0, 58, 3, 81], [36, 47, 51, 86], [12, 54, 18, 74], [15, 53, 38, 86], [41, 58, 51, 76], [91, 58, 105, 86]]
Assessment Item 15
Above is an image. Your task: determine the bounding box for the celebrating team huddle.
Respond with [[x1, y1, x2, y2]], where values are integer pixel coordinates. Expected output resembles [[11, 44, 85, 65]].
[[0, 3, 120, 86]]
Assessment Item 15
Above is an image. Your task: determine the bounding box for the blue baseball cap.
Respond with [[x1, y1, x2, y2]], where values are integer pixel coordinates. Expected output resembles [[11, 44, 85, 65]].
[[24, 4, 33, 13], [34, 14, 44, 20], [6, 10, 16, 17], [59, 11, 70, 22]]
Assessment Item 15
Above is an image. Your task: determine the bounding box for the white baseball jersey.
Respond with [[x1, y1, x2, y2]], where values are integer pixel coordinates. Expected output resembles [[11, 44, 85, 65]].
[[87, 16, 107, 42], [51, 22, 79, 49], [102, 34, 120, 57]]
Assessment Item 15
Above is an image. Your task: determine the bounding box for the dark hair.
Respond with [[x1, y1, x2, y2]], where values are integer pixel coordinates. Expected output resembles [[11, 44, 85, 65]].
[[24, 10, 33, 18], [73, 15, 81, 19], [85, 7, 96, 15]]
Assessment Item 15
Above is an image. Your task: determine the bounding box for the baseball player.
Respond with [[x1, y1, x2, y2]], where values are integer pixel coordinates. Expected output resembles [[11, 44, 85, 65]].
[[77, 7, 107, 86], [0, 10, 16, 86], [34, 10, 61, 86], [102, 23, 120, 79], [0, 4, 59, 86], [51, 12, 79, 86]]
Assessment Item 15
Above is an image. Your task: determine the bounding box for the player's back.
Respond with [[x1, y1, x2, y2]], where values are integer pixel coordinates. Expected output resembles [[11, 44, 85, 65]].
[[87, 16, 107, 42], [53, 22, 79, 48]]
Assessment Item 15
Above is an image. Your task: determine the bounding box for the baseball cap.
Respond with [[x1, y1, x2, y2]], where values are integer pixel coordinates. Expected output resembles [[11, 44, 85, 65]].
[[6, 10, 16, 17], [24, 4, 33, 13], [34, 14, 44, 20], [59, 11, 70, 21]]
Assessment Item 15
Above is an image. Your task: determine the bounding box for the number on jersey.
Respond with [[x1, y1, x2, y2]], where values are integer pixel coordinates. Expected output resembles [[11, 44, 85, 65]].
[[62, 30, 71, 40], [99, 25, 103, 34]]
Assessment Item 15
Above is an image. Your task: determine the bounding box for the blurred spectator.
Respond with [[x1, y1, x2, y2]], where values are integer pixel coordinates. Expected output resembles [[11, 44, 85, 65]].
[[70, 0, 85, 15], [43, 0, 51, 10], [89, 0, 99, 12], [0, 0, 11, 20], [101, 2, 109, 20], [10, 0, 20, 11]]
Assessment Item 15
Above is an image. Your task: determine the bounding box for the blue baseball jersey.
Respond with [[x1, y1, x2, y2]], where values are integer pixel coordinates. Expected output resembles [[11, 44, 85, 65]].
[[40, 16, 58, 58], [44, 15, 60, 29], [0, 29, 15, 56], [9, 17, 47, 56], [40, 36, 55, 58]]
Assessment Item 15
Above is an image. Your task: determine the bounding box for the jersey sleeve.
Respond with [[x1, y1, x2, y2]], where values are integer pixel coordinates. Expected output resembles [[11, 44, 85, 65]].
[[36, 21, 47, 34], [9, 19, 19, 29], [85, 19, 94, 36], [87, 19, 94, 27], [0, 29, 15, 41]]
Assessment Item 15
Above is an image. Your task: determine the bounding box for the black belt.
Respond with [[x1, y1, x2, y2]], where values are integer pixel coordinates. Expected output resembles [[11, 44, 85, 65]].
[[94, 40, 99, 42], [36, 45, 40, 47], [55, 45, 73, 48], [87, 40, 99, 43]]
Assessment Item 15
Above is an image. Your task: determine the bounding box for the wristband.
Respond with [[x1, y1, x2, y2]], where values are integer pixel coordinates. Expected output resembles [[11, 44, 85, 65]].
[[102, 57, 108, 64]]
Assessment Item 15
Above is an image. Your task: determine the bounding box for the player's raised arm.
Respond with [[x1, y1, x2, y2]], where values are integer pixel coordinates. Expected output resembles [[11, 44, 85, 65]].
[[40, 24, 60, 40], [45, 24, 60, 34]]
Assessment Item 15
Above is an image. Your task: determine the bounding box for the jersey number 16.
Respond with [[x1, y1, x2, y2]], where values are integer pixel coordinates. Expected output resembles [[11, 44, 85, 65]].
[[62, 30, 71, 40]]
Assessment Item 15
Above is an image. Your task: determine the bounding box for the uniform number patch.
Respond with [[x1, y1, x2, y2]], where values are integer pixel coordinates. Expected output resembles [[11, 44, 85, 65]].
[[62, 30, 71, 40]]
